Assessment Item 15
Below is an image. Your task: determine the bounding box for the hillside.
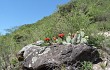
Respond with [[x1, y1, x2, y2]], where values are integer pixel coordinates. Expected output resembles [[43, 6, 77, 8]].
[[0, 0, 110, 69]]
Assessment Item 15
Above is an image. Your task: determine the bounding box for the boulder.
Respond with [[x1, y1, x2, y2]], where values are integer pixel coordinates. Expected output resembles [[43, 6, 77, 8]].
[[17, 44, 100, 70]]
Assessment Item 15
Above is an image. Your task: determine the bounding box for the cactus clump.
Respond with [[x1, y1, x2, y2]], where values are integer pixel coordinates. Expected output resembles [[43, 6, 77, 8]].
[[71, 29, 89, 45], [42, 29, 89, 45]]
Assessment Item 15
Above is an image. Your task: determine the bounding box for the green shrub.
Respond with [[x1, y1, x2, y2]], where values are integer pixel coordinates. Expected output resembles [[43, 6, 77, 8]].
[[80, 61, 93, 70], [101, 37, 110, 48], [88, 35, 105, 47]]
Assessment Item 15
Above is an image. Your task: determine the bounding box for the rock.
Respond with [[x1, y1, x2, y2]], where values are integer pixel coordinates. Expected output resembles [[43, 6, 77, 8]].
[[93, 63, 103, 70], [17, 44, 100, 70], [17, 44, 40, 59], [62, 41, 71, 45], [102, 46, 110, 55], [93, 60, 110, 70], [35, 40, 44, 46], [95, 48, 110, 70]]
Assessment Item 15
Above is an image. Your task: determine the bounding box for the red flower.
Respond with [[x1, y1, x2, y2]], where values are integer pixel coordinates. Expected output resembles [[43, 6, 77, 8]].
[[44, 38, 50, 41], [53, 37, 57, 40], [58, 33, 64, 38]]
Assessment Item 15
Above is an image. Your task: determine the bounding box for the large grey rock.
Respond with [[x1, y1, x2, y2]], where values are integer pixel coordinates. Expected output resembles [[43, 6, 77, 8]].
[[17, 44, 100, 70]]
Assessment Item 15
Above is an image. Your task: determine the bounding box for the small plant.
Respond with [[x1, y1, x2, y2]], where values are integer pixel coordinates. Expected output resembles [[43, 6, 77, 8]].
[[52, 36, 57, 43], [44, 37, 51, 45], [53, 37, 57, 41], [56, 33, 65, 44], [11, 58, 18, 66], [80, 61, 93, 70], [61, 64, 66, 70], [44, 37, 50, 42], [57, 37, 63, 44]]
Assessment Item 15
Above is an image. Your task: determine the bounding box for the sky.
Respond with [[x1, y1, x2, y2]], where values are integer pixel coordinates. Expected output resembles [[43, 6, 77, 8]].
[[0, 0, 70, 34]]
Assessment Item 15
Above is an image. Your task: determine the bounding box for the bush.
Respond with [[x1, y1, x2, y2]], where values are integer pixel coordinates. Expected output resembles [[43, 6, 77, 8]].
[[88, 35, 105, 47]]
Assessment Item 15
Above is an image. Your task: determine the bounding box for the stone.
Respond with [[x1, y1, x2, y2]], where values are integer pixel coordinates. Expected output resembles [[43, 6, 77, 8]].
[[35, 40, 44, 46], [17, 44, 100, 70], [93, 64, 103, 70]]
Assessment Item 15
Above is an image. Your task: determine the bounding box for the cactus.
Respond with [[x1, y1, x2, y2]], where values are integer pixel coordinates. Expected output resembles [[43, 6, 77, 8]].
[[71, 33, 78, 45], [71, 31, 81, 44], [81, 36, 89, 44], [80, 29, 85, 37], [71, 30, 88, 45], [76, 30, 86, 44], [66, 36, 71, 43], [80, 38, 87, 44], [66, 33, 72, 43], [76, 32, 81, 44], [55, 30, 88, 45], [80, 30, 85, 38], [62, 41, 67, 45], [57, 37, 63, 44], [71, 37, 76, 45]]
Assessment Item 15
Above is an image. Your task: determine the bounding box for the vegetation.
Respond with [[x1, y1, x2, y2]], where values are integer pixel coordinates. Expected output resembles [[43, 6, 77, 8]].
[[0, 0, 110, 69], [80, 61, 93, 70]]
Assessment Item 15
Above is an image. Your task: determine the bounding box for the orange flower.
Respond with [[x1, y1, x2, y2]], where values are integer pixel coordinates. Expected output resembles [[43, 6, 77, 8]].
[[53, 37, 57, 40], [44, 38, 50, 41], [58, 33, 64, 38]]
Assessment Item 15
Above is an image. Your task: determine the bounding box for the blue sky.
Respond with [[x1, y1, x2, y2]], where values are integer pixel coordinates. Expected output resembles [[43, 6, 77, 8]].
[[0, 0, 70, 34]]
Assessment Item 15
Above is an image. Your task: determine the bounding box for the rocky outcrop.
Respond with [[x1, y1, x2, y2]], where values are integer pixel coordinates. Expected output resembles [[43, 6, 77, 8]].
[[93, 48, 110, 70], [17, 44, 100, 70]]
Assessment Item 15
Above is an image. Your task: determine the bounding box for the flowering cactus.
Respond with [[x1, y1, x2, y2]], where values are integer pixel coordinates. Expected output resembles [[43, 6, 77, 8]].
[[58, 33, 64, 38], [44, 37, 50, 42], [42, 30, 88, 46], [53, 37, 57, 43], [53, 37, 57, 41], [71, 31, 80, 44]]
